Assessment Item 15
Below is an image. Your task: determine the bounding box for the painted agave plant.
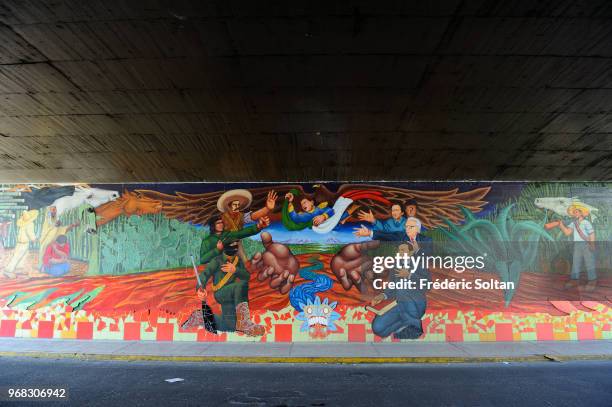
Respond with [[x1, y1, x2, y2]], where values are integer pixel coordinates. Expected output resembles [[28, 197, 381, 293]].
[[438, 205, 555, 306]]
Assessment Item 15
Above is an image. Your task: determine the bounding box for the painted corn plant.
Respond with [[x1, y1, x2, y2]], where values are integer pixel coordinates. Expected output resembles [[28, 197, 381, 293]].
[[437, 205, 555, 306]]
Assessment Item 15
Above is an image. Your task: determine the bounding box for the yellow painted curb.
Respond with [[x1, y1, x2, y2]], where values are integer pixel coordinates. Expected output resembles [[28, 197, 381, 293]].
[[0, 351, 610, 364]]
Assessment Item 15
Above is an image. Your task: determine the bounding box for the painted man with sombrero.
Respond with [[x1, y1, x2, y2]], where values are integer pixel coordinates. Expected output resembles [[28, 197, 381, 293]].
[[545, 201, 597, 291], [216, 189, 277, 264], [217, 189, 277, 231]]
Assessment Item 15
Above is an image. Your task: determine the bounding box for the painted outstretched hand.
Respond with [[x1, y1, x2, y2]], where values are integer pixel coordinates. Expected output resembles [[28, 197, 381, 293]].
[[330, 240, 380, 291], [196, 288, 207, 301], [251, 232, 300, 295]]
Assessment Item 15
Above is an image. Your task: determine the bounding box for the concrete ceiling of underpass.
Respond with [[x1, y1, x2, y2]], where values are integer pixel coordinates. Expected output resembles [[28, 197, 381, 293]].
[[0, 0, 611, 182]]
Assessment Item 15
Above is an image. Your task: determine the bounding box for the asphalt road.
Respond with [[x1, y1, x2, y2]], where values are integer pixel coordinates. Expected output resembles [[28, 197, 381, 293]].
[[0, 357, 610, 406]]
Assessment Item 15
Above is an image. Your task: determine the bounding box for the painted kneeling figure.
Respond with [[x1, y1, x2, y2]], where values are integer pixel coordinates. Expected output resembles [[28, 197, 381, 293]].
[[42, 234, 72, 277], [370, 218, 431, 340]]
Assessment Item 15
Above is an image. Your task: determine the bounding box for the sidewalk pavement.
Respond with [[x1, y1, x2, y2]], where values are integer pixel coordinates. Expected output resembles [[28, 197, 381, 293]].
[[0, 338, 611, 363]]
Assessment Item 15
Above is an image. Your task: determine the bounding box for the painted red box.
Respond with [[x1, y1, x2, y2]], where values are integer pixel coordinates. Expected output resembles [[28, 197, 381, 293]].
[[536, 323, 554, 341], [274, 324, 292, 342], [156, 323, 174, 341], [38, 321, 54, 339], [348, 324, 366, 342], [123, 322, 141, 341], [0, 320, 17, 337], [445, 324, 464, 342], [77, 322, 94, 340], [495, 323, 514, 341], [577, 322, 594, 340]]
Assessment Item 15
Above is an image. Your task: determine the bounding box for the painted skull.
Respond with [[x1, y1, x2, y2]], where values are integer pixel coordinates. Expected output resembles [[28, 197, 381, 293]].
[[296, 296, 340, 339]]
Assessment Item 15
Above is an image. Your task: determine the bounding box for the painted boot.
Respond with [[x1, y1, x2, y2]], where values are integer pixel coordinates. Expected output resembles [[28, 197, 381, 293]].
[[235, 302, 265, 336]]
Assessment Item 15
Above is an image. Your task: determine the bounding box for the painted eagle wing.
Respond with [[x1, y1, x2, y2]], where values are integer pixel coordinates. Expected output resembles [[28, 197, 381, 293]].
[[134, 185, 305, 225], [337, 184, 491, 229]]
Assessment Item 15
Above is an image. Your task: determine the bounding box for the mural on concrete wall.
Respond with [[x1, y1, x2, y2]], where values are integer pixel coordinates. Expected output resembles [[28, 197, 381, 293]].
[[0, 182, 610, 342]]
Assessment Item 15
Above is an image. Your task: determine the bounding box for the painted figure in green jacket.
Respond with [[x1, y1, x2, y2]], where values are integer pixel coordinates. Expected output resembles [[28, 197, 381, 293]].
[[197, 214, 270, 336]]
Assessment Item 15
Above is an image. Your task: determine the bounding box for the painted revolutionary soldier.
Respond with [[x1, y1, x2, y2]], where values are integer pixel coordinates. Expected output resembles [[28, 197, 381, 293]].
[[217, 189, 277, 264], [183, 214, 270, 336]]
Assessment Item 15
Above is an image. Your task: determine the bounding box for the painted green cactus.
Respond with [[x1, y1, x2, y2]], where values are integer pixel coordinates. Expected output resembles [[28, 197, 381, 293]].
[[98, 213, 203, 275], [437, 205, 555, 306]]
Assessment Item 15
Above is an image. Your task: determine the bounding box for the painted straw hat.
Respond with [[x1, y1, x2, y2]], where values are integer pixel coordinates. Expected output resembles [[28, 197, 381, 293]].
[[568, 202, 590, 216], [217, 189, 253, 213], [16, 209, 39, 226]]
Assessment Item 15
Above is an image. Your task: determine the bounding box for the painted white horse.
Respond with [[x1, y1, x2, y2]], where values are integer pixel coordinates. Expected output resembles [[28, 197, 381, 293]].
[[52, 187, 120, 216], [534, 197, 599, 220]]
